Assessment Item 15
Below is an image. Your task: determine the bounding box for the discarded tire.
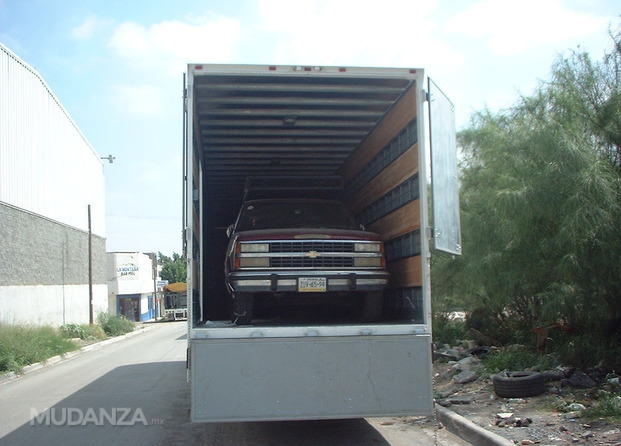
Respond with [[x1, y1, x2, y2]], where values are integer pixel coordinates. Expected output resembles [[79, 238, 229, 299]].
[[492, 371, 545, 398]]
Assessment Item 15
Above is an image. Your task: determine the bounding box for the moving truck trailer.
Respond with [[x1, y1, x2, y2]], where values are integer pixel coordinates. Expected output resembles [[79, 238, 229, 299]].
[[184, 64, 461, 422]]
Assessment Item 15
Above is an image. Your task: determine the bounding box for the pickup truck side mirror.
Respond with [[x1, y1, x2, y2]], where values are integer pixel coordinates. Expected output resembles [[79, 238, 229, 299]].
[[226, 224, 235, 238]]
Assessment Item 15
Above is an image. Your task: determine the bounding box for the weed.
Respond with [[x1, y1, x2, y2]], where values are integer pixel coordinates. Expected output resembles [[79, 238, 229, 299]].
[[0, 324, 78, 374], [585, 391, 621, 421], [97, 313, 135, 337], [482, 345, 558, 374], [60, 323, 106, 341]]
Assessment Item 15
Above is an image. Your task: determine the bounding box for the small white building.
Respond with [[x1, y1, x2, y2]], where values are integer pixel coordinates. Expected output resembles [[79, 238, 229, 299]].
[[107, 252, 159, 322]]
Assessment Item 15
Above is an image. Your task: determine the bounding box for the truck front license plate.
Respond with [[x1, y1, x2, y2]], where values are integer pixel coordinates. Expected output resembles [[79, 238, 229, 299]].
[[298, 277, 327, 292]]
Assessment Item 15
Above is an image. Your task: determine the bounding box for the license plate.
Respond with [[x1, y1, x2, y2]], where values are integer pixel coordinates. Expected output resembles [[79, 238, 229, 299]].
[[298, 277, 326, 292]]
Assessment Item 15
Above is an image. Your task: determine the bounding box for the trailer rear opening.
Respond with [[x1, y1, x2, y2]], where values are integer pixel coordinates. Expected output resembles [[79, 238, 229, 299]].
[[184, 64, 460, 422]]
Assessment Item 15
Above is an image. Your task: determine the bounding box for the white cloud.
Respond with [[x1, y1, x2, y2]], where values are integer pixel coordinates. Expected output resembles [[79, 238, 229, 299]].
[[72, 16, 107, 40], [445, 0, 611, 55], [256, 0, 465, 69], [108, 14, 242, 76]]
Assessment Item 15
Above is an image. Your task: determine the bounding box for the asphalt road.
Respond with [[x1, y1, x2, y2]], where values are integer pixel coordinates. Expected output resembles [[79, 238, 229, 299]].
[[0, 321, 470, 446]]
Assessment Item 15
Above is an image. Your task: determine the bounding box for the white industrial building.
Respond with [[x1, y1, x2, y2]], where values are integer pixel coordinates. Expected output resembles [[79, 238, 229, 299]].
[[0, 43, 108, 325]]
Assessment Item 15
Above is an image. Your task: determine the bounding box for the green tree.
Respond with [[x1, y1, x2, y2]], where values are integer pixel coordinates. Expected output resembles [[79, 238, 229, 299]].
[[159, 252, 187, 284], [433, 27, 621, 364]]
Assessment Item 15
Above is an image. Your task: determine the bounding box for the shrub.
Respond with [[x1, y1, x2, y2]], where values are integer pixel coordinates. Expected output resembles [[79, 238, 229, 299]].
[[433, 315, 468, 346], [82, 324, 107, 340], [60, 323, 107, 341], [97, 313, 135, 337], [547, 332, 621, 370], [59, 324, 86, 339]]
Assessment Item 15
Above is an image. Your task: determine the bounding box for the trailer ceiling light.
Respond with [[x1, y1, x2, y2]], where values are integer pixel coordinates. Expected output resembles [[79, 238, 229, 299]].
[[283, 116, 297, 126]]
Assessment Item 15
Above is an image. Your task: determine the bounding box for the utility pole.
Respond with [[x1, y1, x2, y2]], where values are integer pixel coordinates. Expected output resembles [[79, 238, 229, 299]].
[[88, 204, 94, 325]]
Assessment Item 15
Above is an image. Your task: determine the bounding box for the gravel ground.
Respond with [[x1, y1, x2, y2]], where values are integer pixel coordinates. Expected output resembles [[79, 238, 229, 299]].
[[433, 362, 621, 445]]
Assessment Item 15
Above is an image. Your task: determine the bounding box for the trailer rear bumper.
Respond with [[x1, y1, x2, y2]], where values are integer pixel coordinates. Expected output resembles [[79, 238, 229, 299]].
[[189, 333, 432, 422]]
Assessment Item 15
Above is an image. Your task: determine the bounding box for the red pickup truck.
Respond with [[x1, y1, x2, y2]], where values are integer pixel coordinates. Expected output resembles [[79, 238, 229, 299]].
[[224, 198, 389, 324]]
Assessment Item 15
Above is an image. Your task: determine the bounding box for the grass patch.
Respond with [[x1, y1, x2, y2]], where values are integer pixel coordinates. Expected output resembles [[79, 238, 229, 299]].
[[0, 324, 79, 374], [59, 323, 107, 341], [97, 313, 135, 337], [482, 345, 558, 373], [586, 391, 621, 421]]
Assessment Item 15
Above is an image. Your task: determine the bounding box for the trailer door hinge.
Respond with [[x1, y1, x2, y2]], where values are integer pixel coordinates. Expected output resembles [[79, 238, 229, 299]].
[[425, 226, 433, 240], [424, 89, 430, 102]]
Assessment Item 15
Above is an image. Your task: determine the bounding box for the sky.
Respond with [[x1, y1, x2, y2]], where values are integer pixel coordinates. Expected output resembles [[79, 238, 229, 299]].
[[0, 0, 618, 256]]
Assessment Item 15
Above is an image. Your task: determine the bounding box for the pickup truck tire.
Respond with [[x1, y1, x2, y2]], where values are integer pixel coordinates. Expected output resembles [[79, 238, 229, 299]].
[[360, 291, 383, 322], [492, 371, 545, 398], [232, 293, 254, 325]]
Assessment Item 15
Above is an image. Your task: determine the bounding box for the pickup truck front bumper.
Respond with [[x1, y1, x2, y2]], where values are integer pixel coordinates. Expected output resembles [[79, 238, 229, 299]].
[[227, 270, 389, 293]]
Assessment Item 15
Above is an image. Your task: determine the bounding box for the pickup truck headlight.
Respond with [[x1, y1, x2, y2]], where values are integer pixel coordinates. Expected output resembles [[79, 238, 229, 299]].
[[240, 243, 269, 253], [354, 242, 381, 252], [239, 257, 270, 267]]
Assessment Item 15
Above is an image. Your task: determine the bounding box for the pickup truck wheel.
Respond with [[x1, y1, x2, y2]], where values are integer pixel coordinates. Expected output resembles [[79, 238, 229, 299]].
[[360, 291, 383, 322], [232, 293, 254, 325]]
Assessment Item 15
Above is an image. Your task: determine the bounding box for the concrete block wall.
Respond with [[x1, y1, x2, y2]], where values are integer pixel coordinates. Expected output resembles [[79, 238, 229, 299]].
[[0, 202, 108, 325]]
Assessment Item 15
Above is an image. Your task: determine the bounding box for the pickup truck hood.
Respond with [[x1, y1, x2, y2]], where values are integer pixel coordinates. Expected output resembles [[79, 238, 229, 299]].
[[235, 228, 382, 242]]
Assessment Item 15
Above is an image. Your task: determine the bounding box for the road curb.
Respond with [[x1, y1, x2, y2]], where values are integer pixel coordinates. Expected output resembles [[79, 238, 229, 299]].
[[436, 405, 514, 446], [0, 324, 155, 385]]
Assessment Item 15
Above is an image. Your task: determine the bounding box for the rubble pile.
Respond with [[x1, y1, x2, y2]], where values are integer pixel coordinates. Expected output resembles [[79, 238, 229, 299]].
[[432, 342, 621, 445]]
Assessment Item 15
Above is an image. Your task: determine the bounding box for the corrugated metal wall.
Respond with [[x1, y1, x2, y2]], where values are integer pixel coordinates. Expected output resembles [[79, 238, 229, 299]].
[[0, 43, 105, 236]]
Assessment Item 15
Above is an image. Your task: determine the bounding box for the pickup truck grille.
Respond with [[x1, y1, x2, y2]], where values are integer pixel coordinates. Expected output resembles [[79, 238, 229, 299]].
[[270, 241, 354, 253], [269, 241, 356, 268], [270, 257, 355, 268]]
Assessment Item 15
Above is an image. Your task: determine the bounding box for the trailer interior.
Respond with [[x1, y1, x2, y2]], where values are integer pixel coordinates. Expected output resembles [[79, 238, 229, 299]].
[[185, 65, 430, 327]]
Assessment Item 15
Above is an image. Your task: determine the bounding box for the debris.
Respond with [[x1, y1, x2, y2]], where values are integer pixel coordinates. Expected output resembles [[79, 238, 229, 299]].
[[437, 396, 474, 407], [453, 370, 477, 384], [567, 403, 586, 411], [496, 412, 514, 419], [455, 355, 481, 369], [562, 369, 597, 389], [542, 370, 566, 382], [507, 398, 527, 404]]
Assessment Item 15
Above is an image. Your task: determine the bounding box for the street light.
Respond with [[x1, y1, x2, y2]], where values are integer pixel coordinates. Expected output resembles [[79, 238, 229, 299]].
[[101, 154, 115, 164]]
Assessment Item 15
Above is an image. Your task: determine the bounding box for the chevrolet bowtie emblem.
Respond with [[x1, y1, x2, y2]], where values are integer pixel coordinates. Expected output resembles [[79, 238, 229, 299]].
[[305, 251, 321, 259]]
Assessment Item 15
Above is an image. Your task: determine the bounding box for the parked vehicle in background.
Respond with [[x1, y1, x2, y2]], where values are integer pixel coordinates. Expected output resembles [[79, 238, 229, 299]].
[[163, 282, 187, 321]]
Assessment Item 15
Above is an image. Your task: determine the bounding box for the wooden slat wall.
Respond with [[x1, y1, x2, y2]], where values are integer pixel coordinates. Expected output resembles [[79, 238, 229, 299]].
[[340, 84, 422, 292], [346, 146, 419, 216], [367, 201, 420, 242], [340, 86, 418, 183]]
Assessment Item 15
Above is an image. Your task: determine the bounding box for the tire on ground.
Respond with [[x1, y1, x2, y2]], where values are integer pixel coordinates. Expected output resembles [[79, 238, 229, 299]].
[[492, 371, 545, 398]]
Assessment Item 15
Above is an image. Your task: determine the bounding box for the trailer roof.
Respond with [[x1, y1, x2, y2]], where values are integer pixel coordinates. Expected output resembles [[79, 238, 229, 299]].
[[189, 64, 420, 222]]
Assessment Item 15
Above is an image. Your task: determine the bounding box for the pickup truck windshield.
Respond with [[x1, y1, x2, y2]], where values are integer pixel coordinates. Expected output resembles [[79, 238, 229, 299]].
[[236, 201, 359, 231]]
